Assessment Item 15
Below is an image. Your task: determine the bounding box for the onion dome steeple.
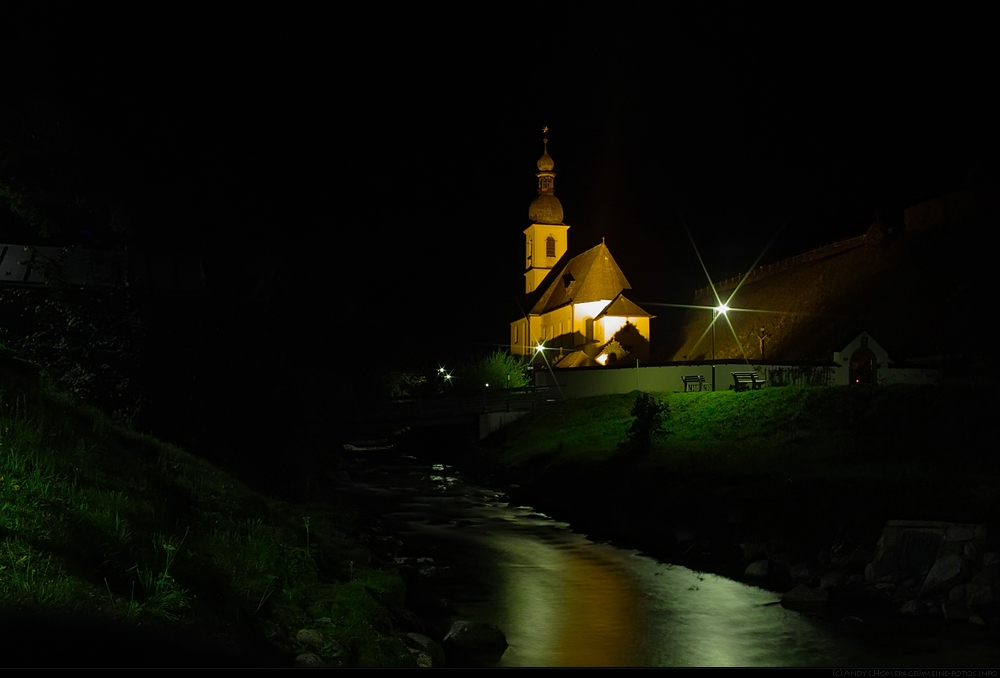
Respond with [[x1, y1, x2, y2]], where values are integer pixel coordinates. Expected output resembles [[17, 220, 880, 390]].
[[528, 127, 564, 225]]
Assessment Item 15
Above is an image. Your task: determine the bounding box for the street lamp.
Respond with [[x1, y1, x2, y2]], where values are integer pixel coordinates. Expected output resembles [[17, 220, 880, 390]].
[[712, 304, 729, 391]]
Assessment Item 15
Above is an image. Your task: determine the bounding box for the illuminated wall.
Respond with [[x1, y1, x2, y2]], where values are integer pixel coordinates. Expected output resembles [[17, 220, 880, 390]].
[[598, 316, 650, 345], [539, 305, 575, 348], [512, 304, 651, 358], [511, 315, 544, 357], [524, 223, 570, 294], [572, 300, 612, 343]]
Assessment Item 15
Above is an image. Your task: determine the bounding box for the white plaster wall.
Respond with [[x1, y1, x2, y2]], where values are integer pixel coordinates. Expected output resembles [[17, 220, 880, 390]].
[[533, 361, 937, 398]]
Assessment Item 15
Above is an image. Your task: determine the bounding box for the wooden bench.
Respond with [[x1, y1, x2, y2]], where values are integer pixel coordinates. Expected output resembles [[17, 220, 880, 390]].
[[731, 371, 765, 392], [681, 374, 706, 392]]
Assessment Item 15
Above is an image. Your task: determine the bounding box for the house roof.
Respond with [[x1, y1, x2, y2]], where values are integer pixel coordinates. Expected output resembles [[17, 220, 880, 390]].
[[530, 242, 631, 314], [598, 294, 653, 319], [667, 218, 984, 363], [0, 243, 204, 292]]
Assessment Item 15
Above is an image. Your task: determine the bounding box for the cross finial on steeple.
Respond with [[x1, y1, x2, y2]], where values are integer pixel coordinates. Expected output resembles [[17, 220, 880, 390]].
[[542, 125, 549, 135]]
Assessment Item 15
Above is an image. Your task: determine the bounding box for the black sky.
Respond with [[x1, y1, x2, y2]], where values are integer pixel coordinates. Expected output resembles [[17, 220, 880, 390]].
[[5, 13, 997, 371], [344, 17, 996, 367]]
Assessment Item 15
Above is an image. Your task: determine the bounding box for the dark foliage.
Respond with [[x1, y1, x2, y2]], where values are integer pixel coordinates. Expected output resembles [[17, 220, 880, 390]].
[[621, 392, 670, 459], [0, 285, 145, 424]]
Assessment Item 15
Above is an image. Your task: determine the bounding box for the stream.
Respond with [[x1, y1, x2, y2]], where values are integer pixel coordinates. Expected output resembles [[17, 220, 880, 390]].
[[341, 453, 1000, 667]]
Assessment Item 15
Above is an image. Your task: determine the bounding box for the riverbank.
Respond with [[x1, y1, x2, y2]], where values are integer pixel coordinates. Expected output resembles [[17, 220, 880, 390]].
[[462, 385, 1000, 643], [0, 360, 422, 667]]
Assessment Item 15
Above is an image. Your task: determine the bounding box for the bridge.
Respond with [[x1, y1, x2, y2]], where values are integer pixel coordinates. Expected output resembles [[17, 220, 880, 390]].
[[372, 387, 558, 440]]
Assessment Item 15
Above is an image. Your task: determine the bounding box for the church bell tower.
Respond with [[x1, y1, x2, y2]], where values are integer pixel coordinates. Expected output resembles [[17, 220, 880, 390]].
[[523, 127, 569, 294]]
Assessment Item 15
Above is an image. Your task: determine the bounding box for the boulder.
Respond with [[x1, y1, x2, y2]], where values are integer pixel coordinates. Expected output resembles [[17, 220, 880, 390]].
[[401, 632, 446, 667], [294, 653, 325, 668], [741, 542, 765, 562], [965, 567, 1000, 609], [892, 586, 917, 605], [942, 598, 971, 620], [873, 582, 896, 599], [675, 529, 696, 543], [865, 558, 897, 584], [745, 559, 769, 579], [829, 548, 868, 571], [295, 629, 325, 650], [442, 621, 508, 665], [819, 572, 848, 591], [780, 585, 829, 611], [789, 563, 815, 583], [921, 554, 967, 598]]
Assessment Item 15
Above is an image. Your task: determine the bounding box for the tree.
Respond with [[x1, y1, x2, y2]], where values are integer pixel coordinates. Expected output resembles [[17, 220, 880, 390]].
[[458, 351, 530, 394]]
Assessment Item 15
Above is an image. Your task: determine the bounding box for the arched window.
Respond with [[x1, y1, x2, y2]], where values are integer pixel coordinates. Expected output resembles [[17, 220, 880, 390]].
[[546, 236, 556, 258]]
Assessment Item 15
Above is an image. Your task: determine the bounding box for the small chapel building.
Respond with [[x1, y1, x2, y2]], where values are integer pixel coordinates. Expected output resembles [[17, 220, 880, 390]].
[[510, 131, 652, 367]]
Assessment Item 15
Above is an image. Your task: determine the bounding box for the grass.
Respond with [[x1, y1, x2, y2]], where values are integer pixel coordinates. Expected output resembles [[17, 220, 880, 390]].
[[475, 383, 999, 578], [496, 393, 636, 467], [0, 374, 415, 667], [485, 384, 998, 521]]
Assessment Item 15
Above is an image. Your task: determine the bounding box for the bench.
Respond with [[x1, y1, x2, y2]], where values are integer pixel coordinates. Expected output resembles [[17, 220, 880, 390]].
[[731, 371, 765, 392], [681, 374, 706, 392]]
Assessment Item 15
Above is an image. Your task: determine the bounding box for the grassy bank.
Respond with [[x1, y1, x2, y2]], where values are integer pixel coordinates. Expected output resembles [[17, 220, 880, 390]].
[[480, 384, 998, 572], [0, 363, 416, 667], [494, 384, 994, 485]]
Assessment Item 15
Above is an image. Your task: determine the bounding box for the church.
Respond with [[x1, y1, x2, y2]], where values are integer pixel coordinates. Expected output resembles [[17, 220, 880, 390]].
[[510, 131, 652, 367]]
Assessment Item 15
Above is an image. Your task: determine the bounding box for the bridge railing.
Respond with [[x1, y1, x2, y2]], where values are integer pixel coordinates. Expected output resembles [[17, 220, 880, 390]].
[[381, 387, 557, 420]]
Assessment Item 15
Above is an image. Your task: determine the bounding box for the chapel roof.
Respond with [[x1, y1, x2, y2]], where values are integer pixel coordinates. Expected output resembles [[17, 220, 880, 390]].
[[530, 241, 631, 314], [598, 294, 653, 318], [552, 349, 600, 368]]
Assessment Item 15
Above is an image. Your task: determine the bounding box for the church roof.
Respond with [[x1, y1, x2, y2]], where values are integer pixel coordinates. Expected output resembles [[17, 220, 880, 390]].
[[531, 242, 631, 314], [598, 294, 653, 318], [552, 350, 600, 368]]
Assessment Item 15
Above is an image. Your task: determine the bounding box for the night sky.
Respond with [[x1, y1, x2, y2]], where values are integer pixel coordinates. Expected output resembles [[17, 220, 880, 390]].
[[4, 15, 996, 373], [346, 19, 995, 368]]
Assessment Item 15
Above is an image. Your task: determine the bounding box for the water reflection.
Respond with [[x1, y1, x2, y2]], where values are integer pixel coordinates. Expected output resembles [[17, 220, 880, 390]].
[[492, 534, 639, 666], [347, 457, 1000, 667], [482, 526, 828, 667]]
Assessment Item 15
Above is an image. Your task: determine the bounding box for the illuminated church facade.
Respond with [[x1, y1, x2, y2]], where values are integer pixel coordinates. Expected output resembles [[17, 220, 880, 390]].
[[510, 131, 652, 367]]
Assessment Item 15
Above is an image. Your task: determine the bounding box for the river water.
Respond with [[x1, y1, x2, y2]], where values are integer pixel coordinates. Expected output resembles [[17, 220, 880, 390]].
[[343, 454, 1000, 667]]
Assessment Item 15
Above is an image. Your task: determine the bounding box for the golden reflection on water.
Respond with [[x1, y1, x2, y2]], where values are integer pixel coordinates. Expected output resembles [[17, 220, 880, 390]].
[[494, 535, 641, 666], [489, 530, 799, 667], [552, 553, 637, 666], [353, 461, 1000, 668]]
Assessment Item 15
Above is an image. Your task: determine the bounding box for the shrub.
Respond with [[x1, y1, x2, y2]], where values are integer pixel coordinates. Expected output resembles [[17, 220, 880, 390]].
[[622, 392, 670, 458]]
